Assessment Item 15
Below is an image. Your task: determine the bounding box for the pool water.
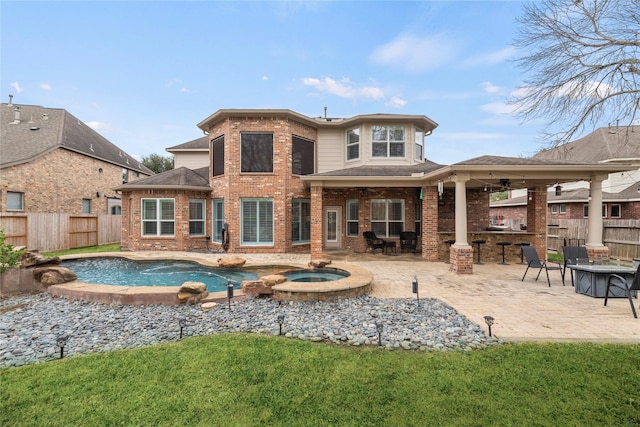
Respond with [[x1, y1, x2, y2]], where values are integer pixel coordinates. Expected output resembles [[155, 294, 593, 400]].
[[282, 268, 349, 282], [62, 258, 259, 292]]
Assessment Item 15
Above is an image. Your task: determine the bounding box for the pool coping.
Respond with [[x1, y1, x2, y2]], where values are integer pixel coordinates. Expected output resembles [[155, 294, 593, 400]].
[[50, 253, 373, 305]]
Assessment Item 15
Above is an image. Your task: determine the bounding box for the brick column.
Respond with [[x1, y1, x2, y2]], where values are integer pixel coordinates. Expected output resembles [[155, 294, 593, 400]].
[[527, 185, 548, 259], [421, 185, 439, 261], [310, 184, 324, 259], [450, 245, 473, 274]]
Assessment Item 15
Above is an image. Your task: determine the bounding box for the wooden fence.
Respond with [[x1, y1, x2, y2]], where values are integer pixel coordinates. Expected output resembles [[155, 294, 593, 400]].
[[547, 219, 640, 261], [0, 213, 121, 252]]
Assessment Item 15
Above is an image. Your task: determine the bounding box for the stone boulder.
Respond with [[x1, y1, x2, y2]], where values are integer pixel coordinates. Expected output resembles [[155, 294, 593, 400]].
[[20, 250, 61, 268], [178, 281, 208, 304], [260, 274, 287, 286], [242, 280, 273, 297], [217, 257, 246, 268], [33, 266, 77, 287], [308, 259, 332, 269]]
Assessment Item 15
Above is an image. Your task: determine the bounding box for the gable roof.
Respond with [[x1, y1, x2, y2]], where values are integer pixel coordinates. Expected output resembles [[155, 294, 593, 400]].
[[1, 102, 153, 174], [113, 166, 211, 191], [166, 136, 208, 152], [533, 126, 640, 163]]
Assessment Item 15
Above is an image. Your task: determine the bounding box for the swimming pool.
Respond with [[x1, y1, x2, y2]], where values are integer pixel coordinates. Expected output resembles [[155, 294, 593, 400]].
[[62, 258, 260, 292], [61, 258, 350, 292]]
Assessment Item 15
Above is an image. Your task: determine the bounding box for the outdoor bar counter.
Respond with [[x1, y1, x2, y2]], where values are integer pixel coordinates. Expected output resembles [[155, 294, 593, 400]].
[[438, 230, 537, 263]]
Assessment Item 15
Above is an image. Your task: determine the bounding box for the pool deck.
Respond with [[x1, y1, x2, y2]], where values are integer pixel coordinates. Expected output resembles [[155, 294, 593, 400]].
[[51, 250, 639, 344]]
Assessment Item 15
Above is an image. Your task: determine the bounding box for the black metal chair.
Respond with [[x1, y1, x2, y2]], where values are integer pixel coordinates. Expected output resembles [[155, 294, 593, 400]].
[[562, 246, 589, 286], [363, 231, 386, 254], [399, 231, 418, 254], [604, 264, 640, 318], [521, 246, 564, 287]]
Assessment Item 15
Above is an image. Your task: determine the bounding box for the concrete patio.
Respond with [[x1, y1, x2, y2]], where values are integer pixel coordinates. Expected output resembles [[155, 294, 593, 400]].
[[59, 250, 639, 343]]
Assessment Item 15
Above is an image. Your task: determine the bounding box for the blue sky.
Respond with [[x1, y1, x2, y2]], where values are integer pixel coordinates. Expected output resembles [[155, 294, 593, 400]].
[[2, 1, 552, 165]]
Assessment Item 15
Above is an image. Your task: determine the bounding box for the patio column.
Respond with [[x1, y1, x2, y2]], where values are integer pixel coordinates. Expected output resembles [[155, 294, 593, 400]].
[[310, 184, 324, 259], [586, 174, 610, 262], [526, 185, 548, 260], [451, 173, 473, 274], [421, 185, 438, 261]]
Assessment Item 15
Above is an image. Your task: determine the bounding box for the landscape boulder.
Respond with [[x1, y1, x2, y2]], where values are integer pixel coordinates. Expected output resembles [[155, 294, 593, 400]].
[[217, 257, 246, 268], [308, 259, 332, 269], [20, 250, 61, 268], [260, 274, 287, 286], [33, 266, 77, 287], [178, 281, 208, 304], [242, 280, 274, 297]]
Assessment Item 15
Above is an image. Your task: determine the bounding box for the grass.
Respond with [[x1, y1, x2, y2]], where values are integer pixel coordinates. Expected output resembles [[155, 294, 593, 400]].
[[43, 243, 121, 258], [2, 335, 639, 426]]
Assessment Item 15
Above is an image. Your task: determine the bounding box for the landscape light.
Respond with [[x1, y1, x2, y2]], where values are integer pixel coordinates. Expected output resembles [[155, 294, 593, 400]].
[[277, 314, 285, 336], [484, 316, 495, 337], [179, 317, 187, 339], [56, 335, 69, 359], [412, 276, 420, 307], [227, 281, 234, 311], [375, 320, 384, 346]]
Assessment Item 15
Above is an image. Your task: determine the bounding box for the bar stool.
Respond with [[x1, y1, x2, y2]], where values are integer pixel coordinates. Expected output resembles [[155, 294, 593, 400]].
[[444, 239, 455, 263], [496, 241, 512, 265], [514, 242, 530, 265], [472, 239, 486, 264]]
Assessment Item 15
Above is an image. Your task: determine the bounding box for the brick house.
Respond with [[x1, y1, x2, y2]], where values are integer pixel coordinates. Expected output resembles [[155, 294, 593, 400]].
[[116, 109, 633, 273], [491, 125, 640, 224], [1, 99, 153, 215]]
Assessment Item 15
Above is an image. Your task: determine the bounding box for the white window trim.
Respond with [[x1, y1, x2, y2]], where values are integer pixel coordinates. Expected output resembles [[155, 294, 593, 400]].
[[346, 128, 360, 161], [240, 198, 274, 246], [346, 199, 359, 237], [189, 199, 206, 236], [6, 191, 24, 211], [372, 125, 405, 158], [415, 129, 424, 161], [610, 203, 621, 218], [370, 199, 405, 238], [141, 198, 175, 237], [292, 199, 311, 244], [212, 199, 224, 243]]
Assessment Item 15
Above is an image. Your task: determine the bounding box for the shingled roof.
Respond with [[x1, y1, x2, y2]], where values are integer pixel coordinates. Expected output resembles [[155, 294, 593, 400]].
[[166, 136, 208, 151], [533, 126, 640, 163], [1, 102, 153, 174], [114, 166, 211, 191]]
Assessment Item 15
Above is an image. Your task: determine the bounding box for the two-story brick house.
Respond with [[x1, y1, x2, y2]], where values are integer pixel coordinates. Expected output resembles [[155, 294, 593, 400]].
[[116, 108, 633, 274], [1, 99, 153, 215]]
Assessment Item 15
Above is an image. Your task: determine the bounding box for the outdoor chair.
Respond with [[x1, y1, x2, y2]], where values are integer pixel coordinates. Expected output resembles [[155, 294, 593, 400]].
[[521, 245, 564, 287], [562, 246, 589, 286], [363, 231, 386, 254], [399, 231, 418, 254], [604, 264, 640, 318]]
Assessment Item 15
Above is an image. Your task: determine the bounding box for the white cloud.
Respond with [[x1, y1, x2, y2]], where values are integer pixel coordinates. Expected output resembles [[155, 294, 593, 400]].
[[386, 96, 407, 109], [481, 82, 505, 96], [262, 75, 269, 81], [370, 33, 460, 72], [10, 82, 22, 93], [302, 77, 384, 100], [179, 87, 190, 93], [86, 121, 111, 131], [40, 83, 52, 91], [463, 46, 517, 67], [481, 101, 517, 116]]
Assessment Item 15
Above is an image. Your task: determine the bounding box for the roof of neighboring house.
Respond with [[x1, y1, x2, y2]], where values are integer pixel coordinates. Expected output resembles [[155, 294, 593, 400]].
[[114, 166, 211, 191], [166, 136, 208, 152], [453, 155, 589, 166], [1, 102, 153, 175], [533, 126, 640, 163], [491, 183, 640, 207]]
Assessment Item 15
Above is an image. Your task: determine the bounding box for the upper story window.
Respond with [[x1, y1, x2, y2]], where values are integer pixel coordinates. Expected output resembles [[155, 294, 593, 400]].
[[122, 169, 129, 184], [610, 204, 621, 218], [292, 136, 315, 175], [241, 133, 273, 173], [372, 125, 405, 158], [212, 135, 224, 177], [346, 128, 360, 161], [415, 129, 424, 161], [7, 192, 24, 211]]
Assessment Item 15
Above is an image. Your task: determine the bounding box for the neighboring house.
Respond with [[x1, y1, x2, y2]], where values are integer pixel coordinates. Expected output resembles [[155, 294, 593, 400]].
[[166, 136, 209, 169], [1, 99, 153, 215], [116, 109, 632, 274], [491, 125, 640, 224]]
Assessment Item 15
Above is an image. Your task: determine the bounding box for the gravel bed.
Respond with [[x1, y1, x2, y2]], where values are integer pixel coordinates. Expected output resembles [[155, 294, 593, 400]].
[[0, 293, 502, 368]]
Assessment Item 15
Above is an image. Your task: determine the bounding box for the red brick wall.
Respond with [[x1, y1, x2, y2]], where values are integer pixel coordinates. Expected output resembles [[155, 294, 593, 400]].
[[437, 188, 490, 232], [0, 148, 147, 214]]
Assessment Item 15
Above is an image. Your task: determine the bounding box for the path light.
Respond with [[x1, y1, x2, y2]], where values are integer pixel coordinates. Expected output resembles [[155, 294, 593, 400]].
[[277, 314, 285, 336], [56, 334, 69, 359], [227, 281, 234, 311], [375, 320, 384, 346], [412, 276, 420, 307], [179, 317, 187, 339], [484, 316, 495, 337]]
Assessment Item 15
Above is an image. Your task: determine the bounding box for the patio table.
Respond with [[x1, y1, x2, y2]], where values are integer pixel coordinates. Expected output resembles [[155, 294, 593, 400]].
[[568, 264, 638, 298]]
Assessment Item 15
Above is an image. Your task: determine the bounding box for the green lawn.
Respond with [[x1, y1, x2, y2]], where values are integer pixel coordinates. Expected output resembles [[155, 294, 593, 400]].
[[2, 335, 639, 426], [43, 243, 121, 258]]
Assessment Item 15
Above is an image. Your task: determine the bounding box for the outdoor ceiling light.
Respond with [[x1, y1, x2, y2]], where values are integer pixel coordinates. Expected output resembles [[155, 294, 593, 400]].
[[277, 314, 285, 336], [56, 334, 69, 359], [375, 320, 383, 346], [483, 316, 495, 337]]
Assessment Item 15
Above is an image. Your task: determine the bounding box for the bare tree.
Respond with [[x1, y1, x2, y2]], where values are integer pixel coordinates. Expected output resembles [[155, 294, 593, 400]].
[[511, 0, 640, 146]]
